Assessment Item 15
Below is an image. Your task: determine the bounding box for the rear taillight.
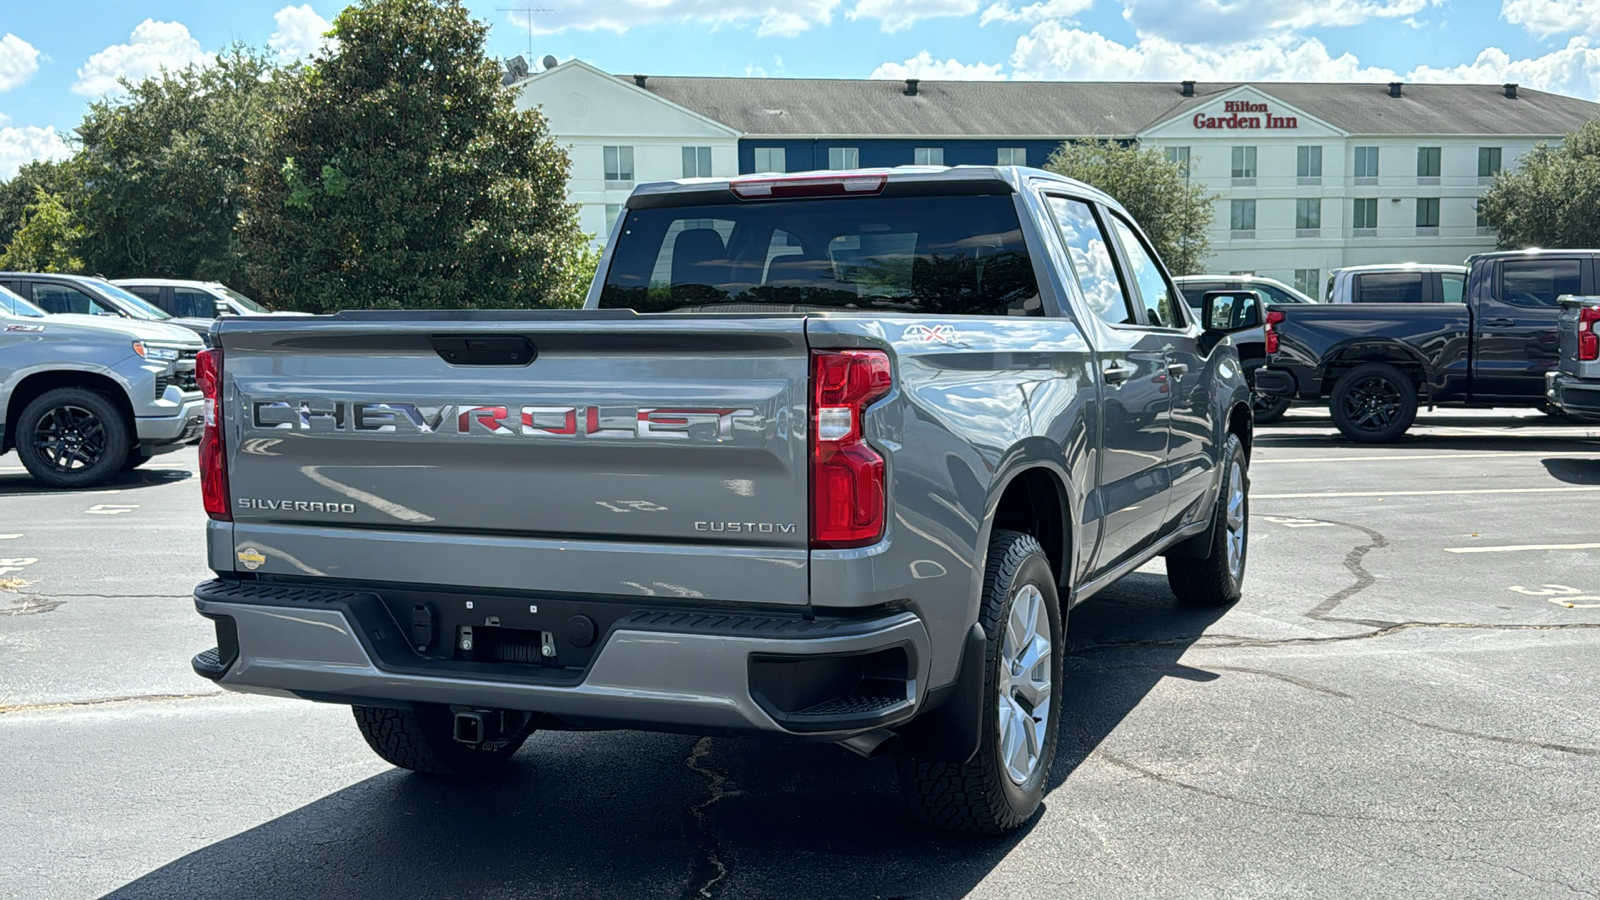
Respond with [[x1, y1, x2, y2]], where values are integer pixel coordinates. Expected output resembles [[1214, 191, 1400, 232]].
[[1265, 309, 1286, 355], [810, 349, 892, 549], [1579, 306, 1600, 362], [196, 348, 230, 521]]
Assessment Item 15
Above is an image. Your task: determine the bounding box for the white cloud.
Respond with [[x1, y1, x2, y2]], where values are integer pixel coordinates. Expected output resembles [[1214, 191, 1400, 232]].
[[1118, 0, 1437, 44], [1407, 37, 1600, 98], [0, 34, 41, 93], [1009, 25, 1398, 81], [847, 0, 979, 32], [870, 50, 1007, 79], [270, 5, 334, 62], [0, 126, 71, 180], [980, 0, 1092, 26], [73, 20, 209, 97], [516, 0, 842, 37], [1502, 0, 1600, 38]]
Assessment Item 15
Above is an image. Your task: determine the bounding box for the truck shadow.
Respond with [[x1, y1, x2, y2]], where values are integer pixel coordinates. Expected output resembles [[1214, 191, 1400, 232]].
[[103, 573, 1226, 900], [0, 465, 191, 497], [1542, 457, 1600, 484]]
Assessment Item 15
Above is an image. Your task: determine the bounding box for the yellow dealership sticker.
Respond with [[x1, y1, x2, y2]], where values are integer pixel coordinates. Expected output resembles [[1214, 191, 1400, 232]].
[[236, 547, 266, 570]]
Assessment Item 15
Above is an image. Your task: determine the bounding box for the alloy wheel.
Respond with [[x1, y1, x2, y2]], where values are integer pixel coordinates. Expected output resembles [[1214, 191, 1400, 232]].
[[997, 583, 1052, 785], [31, 405, 108, 473]]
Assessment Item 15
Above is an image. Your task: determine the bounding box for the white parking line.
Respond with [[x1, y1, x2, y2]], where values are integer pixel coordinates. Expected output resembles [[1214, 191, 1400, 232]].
[[1256, 451, 1600, 464], [1255, 486, 1600, 499], [0, 534, 19, 540], [1446, 543, 1600, 554]]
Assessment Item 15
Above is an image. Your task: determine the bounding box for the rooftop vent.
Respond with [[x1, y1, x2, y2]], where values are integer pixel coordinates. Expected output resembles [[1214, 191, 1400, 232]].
[[1388, 81, 1403, 98], [633, 74, 647, 88], [1504, 82, 1519, 99], [904, 78, 919, 96], [1181, 80, 1195, 97]]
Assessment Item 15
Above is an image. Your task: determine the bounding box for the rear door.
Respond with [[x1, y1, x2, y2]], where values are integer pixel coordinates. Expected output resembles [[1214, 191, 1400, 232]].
[[1472, 256, 1586, 398], [219, 316, 814, 604]]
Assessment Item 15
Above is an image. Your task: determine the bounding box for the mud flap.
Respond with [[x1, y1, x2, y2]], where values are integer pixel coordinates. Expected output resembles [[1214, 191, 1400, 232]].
[[889, 622, 987, 763]]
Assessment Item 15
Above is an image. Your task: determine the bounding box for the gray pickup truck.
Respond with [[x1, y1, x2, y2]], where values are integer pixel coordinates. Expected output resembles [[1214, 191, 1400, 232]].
[[1547, 295, 1600, 417], [189, 167, 1257, 833], [2, 286, 204, 487]]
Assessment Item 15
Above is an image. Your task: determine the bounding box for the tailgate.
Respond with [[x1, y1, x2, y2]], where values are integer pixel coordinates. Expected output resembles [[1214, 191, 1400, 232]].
[[215, 313, 812, 604], [1557, 297, 1600, 379]]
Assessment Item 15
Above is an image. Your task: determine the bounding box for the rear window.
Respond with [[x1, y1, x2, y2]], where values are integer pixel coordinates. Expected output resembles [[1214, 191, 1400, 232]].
[[598, 194, 1042, 316], [1500, 259, 1582, 308], [1353, 272, 1425, 303]]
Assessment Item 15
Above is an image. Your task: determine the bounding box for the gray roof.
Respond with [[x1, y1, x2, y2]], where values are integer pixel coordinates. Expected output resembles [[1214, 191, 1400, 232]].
[[632, 77, 1600, 138]]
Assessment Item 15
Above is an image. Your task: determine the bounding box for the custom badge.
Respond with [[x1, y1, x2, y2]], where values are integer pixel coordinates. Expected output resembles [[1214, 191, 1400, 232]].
[[236, 547, 266, 570]]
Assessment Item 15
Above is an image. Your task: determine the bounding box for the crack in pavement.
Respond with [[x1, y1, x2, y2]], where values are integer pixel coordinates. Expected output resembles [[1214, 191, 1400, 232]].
[[0, 691, 223, 715], [1077, 619, 1600, 654], [679, 736, 739, 900], [1303, 518, 1389, 624]]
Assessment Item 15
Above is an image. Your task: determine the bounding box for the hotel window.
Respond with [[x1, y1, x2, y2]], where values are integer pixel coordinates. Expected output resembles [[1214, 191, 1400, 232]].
[[682, 146, 713, 178], [1476, 200, 1494, 235], [997, 147, 1027, 166], [914, 147, 944, 166], [1417, 146, 1441, 183], [1478, 147, 1502, 182], [753, 147, 786, 173], [827, 147, 860, 169], [1354, 146, 1379, 182], [1294, 269, 1320, 297], [604, 203, 622, 234], [1230, 146, 1256, 184], [1229, 199, 1256, 237], [1295, 198, 1321, 236], [1352, 198, 1378, 234], [603, 145, 634, 187], [1296, 146, 1322, 184], [1165, 146, 1190, 180], [1416, 197, 1441, 232]]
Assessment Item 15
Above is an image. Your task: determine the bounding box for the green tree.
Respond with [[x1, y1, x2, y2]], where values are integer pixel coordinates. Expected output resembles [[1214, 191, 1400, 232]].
[[241, 0, 590, 312], [72, 46, 281, 285], [1479, 117, 1600, 249], [0, 188, 86, 272], [1045, 140, 1215, 275], [0, 158, 76, 252]]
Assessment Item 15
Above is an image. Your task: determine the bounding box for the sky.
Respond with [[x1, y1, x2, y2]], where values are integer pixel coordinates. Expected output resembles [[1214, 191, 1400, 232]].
[[2, 0, 1599, 177]]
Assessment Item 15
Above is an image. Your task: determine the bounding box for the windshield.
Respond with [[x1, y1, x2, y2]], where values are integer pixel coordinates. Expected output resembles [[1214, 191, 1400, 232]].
[[599, 194, 1042, 316], [217, 285, 269, 313], [0, 285, 45, 317], [92, 281, 172, 320]]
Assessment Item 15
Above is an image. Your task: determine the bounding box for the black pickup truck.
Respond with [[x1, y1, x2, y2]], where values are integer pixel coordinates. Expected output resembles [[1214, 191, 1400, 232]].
[[1254, 249, 1600, 441]]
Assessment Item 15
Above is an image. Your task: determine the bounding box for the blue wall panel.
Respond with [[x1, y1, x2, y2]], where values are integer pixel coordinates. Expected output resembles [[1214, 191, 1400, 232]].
[[738, 138, 1069, 174]]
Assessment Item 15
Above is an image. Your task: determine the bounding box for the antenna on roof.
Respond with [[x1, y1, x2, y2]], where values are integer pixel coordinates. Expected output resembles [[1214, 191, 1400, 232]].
[[497, 3, 553, 62]]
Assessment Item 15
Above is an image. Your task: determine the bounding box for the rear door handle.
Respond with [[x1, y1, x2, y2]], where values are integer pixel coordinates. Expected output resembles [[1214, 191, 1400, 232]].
[[1486, 318, 1517, 328], [1166, 362, 1189, 379], [1103, 362, 1137, 385]]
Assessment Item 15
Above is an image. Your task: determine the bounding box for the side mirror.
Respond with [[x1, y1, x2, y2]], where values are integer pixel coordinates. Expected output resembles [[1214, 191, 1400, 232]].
[[1202, 290, 1263, 333], [214, 301, 234, 317]]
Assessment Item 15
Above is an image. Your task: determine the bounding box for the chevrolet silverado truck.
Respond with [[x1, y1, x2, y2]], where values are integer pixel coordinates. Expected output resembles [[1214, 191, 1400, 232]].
[[2, 285, 204, 487], [189, 167, 1258, 834], [1254, 249, 1600, 442], [1546, 295, 1600, 418]]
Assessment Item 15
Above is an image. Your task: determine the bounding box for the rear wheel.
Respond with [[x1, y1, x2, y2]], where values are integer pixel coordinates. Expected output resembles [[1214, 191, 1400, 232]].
[[897, 530, 1063, 834], [1330, 362, 1417, 443], [1250, 391, 1290, 424], [15, 388, 131, 489], [353, 704, 533, 777]]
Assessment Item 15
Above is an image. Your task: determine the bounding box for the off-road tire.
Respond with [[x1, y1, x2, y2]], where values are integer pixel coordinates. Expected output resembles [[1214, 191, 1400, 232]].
[[1167, 433, 1249, 607], [353, 704, 532, 777], [15, 388, 131, 489], [1251, 391, 1290, 424], [1330, 362, 1417, 443], [896, 530, 1063, 834]]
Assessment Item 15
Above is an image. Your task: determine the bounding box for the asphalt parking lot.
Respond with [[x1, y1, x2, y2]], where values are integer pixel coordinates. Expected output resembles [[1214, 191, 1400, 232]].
[[3, 407, 1599, 900]]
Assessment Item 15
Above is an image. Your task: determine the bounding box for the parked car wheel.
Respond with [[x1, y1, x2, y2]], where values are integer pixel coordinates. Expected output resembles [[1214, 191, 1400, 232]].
[[896, 529, 1063, 834], [352, 704, 533, 777], [1167, 433, 1249, 607], [15, 388, 131, 489], [1251, 391, 1291, 424], [1330, 362, 1417, 443]]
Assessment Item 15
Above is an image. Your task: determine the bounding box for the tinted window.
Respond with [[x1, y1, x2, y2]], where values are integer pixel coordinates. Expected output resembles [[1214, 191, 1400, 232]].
[[172, 288, 219, 318], [1353, 273, 1425, 303], [1046, 197, 1133, 326], [1440, 272, 1466, 304], [1109, 214, 1184, 328], [31, 283, 116, 316], [1178, 281, 1229, 309], [0, 286, 44, 317], [1255, 284, 1304, 305], [600, 195, 1041, 316], [1500, 259, 1583, 308]]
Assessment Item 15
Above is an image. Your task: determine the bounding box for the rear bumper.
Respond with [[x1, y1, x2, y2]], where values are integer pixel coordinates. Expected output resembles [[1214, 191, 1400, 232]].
[[193, 579, 932, 738], [1546, 372, 1600, 416], [1252, 367, 1297, 398]]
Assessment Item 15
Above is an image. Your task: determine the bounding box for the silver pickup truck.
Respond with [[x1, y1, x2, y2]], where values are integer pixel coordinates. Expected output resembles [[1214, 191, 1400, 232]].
[[2, 286, 204, 487], [1547, 295, 1600, 418], [189, 167, 1258, 833]]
